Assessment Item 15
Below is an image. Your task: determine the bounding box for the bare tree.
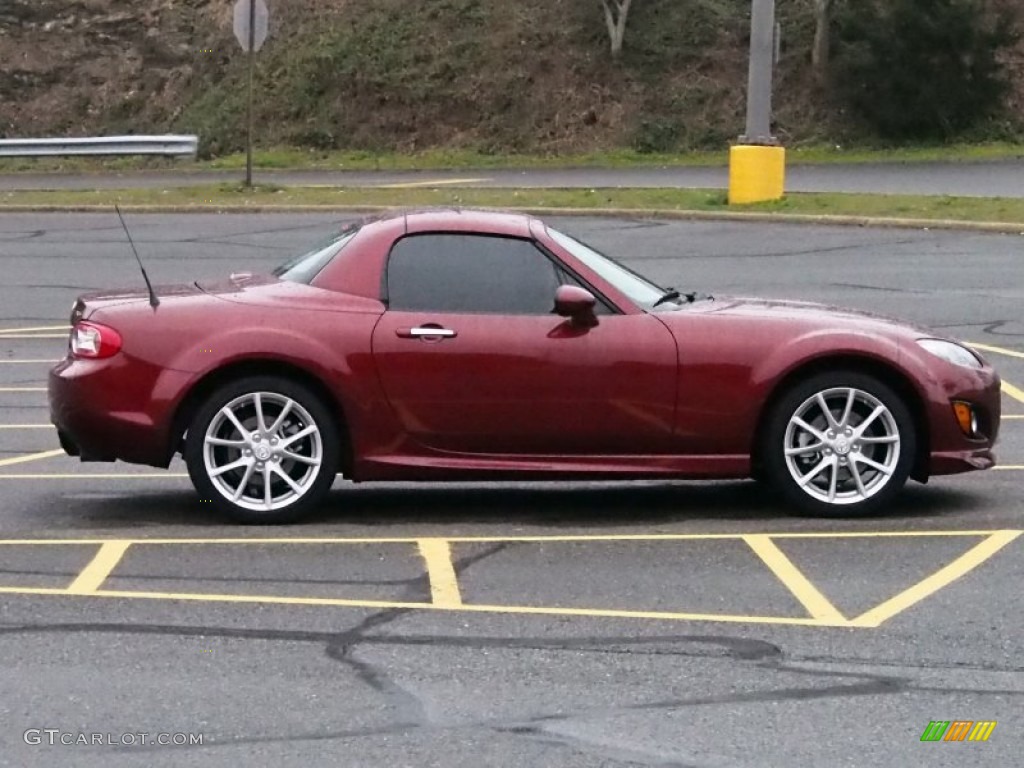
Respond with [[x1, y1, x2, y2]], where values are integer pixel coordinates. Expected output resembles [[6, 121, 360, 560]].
[[811, 0, 833, 78], [600, 0, 634, 58]]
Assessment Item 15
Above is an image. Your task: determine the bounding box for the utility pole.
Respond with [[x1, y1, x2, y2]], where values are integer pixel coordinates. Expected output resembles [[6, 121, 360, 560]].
[[742, 0, 776, 144], [728, 0, 786, 204]]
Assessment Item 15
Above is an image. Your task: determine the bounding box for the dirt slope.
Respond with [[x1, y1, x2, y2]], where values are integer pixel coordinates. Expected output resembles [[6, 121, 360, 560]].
[[0, 0, 1020, 157]]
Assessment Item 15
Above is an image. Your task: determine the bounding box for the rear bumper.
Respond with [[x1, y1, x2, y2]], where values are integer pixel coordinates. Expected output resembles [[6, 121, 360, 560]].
[[49, 355, 191, 468]]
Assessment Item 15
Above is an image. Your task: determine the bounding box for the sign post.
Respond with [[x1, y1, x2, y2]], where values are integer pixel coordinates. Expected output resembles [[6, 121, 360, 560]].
[[233, 0, 269, 188]]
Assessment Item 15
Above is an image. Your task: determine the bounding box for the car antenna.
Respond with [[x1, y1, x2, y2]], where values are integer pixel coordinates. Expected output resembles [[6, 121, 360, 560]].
[[115, 204, 159, 308]]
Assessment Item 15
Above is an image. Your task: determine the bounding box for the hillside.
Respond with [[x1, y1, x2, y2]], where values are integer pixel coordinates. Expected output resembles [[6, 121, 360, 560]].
[[1, 0, 1022, 158]]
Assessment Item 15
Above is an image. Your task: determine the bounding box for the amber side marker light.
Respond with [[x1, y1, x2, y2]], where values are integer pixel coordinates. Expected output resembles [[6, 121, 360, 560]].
[[952, 401, 979, 437]]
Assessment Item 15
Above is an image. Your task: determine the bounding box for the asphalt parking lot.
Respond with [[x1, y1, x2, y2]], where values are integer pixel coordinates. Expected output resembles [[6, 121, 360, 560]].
[[0, 213, 1022, 767]]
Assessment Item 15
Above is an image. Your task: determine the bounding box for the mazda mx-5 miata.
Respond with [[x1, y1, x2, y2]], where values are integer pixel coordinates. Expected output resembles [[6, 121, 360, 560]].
[[49, 209, 1001, 523]]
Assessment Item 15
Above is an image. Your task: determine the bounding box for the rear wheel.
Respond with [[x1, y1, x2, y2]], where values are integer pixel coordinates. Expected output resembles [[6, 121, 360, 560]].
[[184, 375, 339, 524], [762, 371, 916, 517]]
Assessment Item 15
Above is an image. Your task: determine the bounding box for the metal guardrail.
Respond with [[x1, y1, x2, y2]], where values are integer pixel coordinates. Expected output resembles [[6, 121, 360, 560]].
[[0, 135, 198, 158]]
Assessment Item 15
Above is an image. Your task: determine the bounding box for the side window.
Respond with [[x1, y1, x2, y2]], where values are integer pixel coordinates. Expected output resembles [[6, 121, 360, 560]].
[[386, 234, 561, 314]]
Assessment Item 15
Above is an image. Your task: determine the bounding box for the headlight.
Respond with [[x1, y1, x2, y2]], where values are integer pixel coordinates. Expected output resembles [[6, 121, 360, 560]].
[[917, 339, 983, 369]]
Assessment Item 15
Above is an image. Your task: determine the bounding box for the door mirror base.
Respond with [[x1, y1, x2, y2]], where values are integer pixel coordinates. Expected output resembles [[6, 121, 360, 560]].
[[554, 285, 598, 327]]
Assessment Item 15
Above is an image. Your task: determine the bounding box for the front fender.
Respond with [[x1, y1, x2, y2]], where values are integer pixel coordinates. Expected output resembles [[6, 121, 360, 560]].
[[750, 328, 907, 396]]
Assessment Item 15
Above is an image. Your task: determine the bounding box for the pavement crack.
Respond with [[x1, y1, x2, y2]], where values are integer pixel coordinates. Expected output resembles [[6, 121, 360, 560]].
[[497, 723, 701, 767], [317, 541, 511, 727], [931, 318, 1024, 338]]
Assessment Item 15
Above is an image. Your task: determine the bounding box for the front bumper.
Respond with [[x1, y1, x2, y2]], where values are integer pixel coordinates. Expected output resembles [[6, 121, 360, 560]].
[[923, 364, 1001, 478]]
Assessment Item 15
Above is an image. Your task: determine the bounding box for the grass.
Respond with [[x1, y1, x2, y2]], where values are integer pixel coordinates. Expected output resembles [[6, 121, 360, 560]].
[[1, 142, 1023, 175], [3, 183, 1024, 227], [201, 142, 1024, 170]]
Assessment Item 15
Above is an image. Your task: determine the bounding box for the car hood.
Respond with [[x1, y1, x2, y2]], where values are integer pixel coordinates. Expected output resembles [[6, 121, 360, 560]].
[[680, 296, 936, 336]]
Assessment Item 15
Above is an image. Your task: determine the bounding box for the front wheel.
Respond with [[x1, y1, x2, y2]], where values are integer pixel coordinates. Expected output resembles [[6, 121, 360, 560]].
[[184, 375, 340, 524], [762, 371, 916, 517]]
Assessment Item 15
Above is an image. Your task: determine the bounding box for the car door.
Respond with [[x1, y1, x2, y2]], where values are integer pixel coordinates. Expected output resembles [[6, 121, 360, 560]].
[[370, 232, 679, 455]]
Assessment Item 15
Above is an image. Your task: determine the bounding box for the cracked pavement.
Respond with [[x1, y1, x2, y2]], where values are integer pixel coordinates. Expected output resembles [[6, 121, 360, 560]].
[[0, 213, 1022, 767]]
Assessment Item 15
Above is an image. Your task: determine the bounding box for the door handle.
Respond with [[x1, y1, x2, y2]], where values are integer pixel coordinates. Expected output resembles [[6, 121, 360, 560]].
[[396, 326, 458, 339]]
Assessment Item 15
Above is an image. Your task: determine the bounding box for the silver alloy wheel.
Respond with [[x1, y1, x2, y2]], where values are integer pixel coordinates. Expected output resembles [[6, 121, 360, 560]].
[[203, 391, 323, 512], [782, 386, 901, 506]]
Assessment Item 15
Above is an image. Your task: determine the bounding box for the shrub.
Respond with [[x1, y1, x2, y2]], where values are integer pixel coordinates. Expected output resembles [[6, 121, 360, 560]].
[[834, 0, 1016, 140]]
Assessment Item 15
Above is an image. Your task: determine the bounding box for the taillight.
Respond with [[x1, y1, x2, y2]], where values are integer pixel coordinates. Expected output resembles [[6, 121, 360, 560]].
[[70, 321, 122, 359]]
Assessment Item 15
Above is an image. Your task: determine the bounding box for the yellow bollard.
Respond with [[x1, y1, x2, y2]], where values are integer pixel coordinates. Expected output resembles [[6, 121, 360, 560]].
[[728, 145, 786, 204]]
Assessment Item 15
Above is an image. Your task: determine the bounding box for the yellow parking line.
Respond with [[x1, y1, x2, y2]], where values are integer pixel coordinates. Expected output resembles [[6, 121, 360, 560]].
[[0, 449, 65, 468], [848, 530, 1022, 628], [0, 325, 68, 334], [0, 473, 189, 479], [417, 538, 463, 607], [0, 387, 46, 392], [1001, 379, 1024, 405], [970, 342, 1024, 360], [66, 541, 131, 594], [0, 530, 1015, 546], [0, 584, 844, 627], [743, 535, 846, 623], [377, 178, 489, 189], [0, 334, 67, 339]]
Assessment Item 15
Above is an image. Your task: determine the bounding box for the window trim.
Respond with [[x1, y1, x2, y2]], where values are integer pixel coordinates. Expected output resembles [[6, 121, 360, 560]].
[[381, 231, 621, 315], [535, 241, 621, 316]]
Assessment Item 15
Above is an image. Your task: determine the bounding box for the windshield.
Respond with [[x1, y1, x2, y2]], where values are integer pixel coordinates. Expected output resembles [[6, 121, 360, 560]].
[[272, 229, 358, 284], [547, 228, 679, 310]]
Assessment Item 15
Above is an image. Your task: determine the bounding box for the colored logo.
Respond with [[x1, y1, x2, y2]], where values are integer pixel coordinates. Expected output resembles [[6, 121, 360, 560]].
[[920, 721, 996, 742]]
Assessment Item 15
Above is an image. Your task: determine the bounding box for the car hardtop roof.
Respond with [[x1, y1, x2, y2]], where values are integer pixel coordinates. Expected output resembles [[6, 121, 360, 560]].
[[359, 208, 537, 238]]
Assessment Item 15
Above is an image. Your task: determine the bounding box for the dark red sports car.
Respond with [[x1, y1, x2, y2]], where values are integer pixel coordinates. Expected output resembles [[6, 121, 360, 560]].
[[49, 210, 1001, 523]]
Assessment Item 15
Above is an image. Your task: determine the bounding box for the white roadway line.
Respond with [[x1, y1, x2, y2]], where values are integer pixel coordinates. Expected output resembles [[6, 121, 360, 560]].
[[0, 425, 53, 429]]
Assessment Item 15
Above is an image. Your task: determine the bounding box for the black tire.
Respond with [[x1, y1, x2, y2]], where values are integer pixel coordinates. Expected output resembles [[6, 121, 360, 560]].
[[184, 375, 340, 524], [761, 370, 916, 517]]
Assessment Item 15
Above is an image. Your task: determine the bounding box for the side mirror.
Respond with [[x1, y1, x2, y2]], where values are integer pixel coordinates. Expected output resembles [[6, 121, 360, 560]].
[[554, 285, 598, 326]]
